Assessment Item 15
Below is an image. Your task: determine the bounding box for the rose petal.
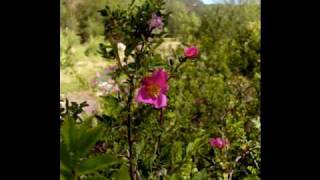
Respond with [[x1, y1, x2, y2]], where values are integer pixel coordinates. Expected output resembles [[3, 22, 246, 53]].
[[154, 94, 167, 109], [136, 88, 157, 104]]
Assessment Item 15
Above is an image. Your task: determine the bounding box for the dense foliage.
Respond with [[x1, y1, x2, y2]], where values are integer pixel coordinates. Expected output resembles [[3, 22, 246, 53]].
[[60, 0, 260, 179]]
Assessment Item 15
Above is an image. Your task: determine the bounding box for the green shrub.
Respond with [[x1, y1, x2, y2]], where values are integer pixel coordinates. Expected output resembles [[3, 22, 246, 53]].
[[60, 0, 261, 179]]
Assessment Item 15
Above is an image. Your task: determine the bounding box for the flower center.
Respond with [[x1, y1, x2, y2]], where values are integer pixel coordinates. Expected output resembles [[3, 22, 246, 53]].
[[147, 84, 161, 98]]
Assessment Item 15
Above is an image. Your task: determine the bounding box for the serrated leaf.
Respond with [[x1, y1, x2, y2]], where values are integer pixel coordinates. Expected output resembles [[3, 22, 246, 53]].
[[114, 164, 130, 180], [78, 154, 120, 175], [76, 125, 105, 157], [60, 142, 74, 169], [61, 115, 77, 153]]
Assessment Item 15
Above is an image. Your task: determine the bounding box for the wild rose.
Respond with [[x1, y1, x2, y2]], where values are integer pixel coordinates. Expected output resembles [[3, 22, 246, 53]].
[[149, 13, 164, 30], [184, 46, 199, 59], [136, 69, 169, 109], [209, 137, 229, 149]]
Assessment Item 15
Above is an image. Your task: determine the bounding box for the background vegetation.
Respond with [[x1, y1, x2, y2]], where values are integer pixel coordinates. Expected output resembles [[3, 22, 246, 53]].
[[60, 0, 260, 179]]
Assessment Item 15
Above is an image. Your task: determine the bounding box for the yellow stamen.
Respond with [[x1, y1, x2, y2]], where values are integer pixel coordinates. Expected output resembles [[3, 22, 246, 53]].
[[147, 84, 161, 98]]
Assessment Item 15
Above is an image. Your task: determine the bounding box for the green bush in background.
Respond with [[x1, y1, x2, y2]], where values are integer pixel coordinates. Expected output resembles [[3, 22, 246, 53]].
[[60, 0, 260, 179]]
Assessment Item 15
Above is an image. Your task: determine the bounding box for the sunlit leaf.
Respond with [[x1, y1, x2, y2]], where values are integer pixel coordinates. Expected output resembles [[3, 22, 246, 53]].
[[78, 154, 120, 175]]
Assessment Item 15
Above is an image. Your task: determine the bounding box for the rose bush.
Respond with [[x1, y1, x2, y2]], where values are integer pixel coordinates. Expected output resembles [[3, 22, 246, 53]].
[[60, 0, 261, 179]]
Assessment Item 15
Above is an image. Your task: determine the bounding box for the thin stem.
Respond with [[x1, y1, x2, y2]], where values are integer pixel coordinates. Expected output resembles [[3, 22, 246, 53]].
[[126, 76, 135, 180], [156, 108, 163, 156], [109, 38, 123, 70], [159, 108, 163, 125], [249, 151, 260, 170], [190, 156, 194, 179], [128, 0, 136, 9], [173, 59, 187, 73], [72, 170, 77, 180], [201, 154, 216, 167], [168, 58, 187, 81], [228, 150, 250, 180]]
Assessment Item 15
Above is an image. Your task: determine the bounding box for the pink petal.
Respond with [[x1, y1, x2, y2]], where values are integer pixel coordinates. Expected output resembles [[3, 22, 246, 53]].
[[161, 84, 169, 94], [184, 46, 199, 58], [153, 69, 169, 88], [142, 76, 155, 86], [136, 88, 157, 105], [154, 94, 167, 109]]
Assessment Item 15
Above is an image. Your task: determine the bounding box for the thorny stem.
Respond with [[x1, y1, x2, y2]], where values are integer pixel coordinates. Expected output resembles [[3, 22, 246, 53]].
[[111, 38, 135, 180], [111, 39, 134, 180], [126, 76, 135, 180]]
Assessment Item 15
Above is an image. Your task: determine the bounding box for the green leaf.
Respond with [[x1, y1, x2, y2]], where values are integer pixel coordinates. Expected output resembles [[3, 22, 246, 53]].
[[127, 62, 136, 70], [101, 95, 120, 110], [243, 175, 260, 180], [192, 169, 209, 180], [83, 176, 108, 180], [76, 125, 105, 157], [78, 154, 120, 175], [61, 115, 77, 153], [169, 174, 183, 180], [60, 142, 74, 169], [99, 9, 108, 17], [186, 137, 203, 157], [114, 164, 130, 180], [98, 115, 117, 126], [102, 95, 119, 103], [99, 43, 115, 59], [60, 161, 73, 180], [148, 54, 165, 68], [171, 141, 182, 164]]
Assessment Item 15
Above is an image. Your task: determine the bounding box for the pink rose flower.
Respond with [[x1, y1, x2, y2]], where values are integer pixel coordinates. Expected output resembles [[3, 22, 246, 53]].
[[136, 69, 169, 109], [184, 46, 199, 59], [209, 137, 229, 149], [149, 13, 164, 30]]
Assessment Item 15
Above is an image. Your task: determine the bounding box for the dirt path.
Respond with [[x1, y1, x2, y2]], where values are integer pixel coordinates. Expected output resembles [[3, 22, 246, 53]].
[[61, 91, 100, 115]]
